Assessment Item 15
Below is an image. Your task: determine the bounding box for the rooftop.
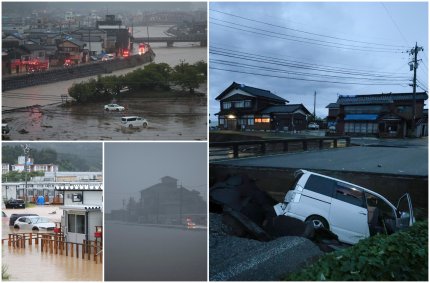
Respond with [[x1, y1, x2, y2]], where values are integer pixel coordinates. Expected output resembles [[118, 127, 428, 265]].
[[216, 82, 288, 103]]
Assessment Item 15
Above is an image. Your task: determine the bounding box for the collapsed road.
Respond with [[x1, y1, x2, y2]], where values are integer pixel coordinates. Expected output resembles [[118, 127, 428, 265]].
[[209, 174, 348, 281]]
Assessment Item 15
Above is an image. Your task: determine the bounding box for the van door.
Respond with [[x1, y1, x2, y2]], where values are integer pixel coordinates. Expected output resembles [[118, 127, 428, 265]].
[[396, 193, 414, 228], [329, 182, 369, 244]]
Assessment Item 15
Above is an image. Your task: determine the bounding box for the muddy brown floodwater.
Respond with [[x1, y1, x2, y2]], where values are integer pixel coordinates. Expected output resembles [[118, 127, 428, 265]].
[[3, 91, 207, 140], [2, 206, 102, 281]]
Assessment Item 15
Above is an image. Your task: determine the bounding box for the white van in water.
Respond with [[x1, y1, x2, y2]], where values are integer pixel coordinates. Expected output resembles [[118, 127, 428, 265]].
[[274, 170, 414, 244], [121, 116, 148, 128]]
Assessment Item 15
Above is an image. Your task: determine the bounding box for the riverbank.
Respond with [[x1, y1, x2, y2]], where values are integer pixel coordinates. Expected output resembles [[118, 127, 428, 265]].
[[2, 51, 155, 92], [2, 89, 207, 141]]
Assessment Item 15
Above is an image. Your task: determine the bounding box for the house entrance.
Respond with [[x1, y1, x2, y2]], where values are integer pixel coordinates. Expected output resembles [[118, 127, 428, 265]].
[[67, 212, 86, 243]]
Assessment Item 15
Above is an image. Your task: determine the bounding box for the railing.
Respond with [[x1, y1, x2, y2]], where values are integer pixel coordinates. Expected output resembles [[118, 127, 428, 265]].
[[3, 232, 103, 264], [209, 136, 351, 160]]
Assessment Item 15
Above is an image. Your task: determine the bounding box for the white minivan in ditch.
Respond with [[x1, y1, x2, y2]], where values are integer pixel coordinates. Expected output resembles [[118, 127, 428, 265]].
[[274, 170, 414, 244], [121, 116, 148, 128]]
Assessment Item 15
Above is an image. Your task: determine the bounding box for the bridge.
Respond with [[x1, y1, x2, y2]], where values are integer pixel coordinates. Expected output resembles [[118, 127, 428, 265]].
[[133, 34, 207, 47]]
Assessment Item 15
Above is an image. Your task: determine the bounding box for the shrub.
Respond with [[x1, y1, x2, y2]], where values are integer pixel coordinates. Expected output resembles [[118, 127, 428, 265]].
[[286, 221, 428, 281]]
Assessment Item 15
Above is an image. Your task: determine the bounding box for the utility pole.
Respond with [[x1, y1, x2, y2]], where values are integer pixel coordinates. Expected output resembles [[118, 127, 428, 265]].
[[409, 42, 424, 136], [313, 91, 316, 119], [22, 144, 30, 204]]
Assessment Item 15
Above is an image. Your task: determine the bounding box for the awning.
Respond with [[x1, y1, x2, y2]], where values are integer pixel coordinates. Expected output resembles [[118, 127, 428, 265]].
[[344, 114, 378, 121], [61, 205, 102, 211]]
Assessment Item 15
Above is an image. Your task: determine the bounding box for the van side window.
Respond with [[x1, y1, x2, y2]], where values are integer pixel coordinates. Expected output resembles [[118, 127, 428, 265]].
[[304, 175, 335, 197], [334, 182, 365, 207]]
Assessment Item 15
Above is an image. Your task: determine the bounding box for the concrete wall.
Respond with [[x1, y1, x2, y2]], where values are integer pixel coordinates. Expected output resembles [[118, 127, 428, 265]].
[[2, 51, 155, 91]]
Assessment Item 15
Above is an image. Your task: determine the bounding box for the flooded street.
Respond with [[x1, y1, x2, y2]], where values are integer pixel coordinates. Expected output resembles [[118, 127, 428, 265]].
[[2, 206, 102, 281], [105, 221, 207, 281], [2, 25, 207, 140], [3, 91, 206, 140]]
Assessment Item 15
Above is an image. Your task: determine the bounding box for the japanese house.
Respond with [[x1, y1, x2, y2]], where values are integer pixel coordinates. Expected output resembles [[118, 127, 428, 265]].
[[215, 82, 311, 131], [55, 183, 103, 244], [326, 92, 428, 138], [134, 176, 206, 225]]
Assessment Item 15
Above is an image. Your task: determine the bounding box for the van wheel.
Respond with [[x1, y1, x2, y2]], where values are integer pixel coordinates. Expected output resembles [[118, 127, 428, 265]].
[[306, 215, 329, 229], [128, 124, 133, 128], [32, 227, 39, 231], [143, 122, 148, 128], [116, 109, 120, 112], [14, 225, 19, 229]]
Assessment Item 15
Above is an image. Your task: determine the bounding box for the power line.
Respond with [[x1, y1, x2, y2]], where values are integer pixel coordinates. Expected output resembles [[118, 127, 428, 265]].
[[210, 19, 405, 54], [210, 46, 410, 78], [210, 59, 408, 82], [210, 9, 409, 49], [210, 66, 405, 86], [209, 46, 406, 77], [380, 3, 410, 45]]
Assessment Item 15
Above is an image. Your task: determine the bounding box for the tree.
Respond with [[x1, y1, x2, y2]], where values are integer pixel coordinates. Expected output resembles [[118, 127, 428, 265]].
[[172, 62, 205, 94]]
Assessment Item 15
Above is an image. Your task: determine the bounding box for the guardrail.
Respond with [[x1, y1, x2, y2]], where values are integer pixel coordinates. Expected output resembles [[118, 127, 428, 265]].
[[209, 136, 351, 159]]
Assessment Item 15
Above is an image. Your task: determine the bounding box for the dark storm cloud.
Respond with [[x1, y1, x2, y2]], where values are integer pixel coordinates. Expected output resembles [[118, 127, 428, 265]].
[[209, 2, 428, 119]]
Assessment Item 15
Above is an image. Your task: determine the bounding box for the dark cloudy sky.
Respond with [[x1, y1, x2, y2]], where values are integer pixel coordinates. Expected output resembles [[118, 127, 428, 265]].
[[105, 142, 207, 213], [209, 2, 428, 120]]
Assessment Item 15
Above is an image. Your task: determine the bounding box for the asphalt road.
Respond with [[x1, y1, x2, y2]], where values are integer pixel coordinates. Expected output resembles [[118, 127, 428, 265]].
[[212, 144, 428, 177]]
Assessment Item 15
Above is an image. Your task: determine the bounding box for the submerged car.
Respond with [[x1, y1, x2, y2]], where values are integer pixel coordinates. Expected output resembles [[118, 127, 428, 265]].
[[105, 104, 125, 111], [5, 199, 25, 209], [274, 170, 414, 244], [2, 123, 10, 135], [121, 116, 148, 128], [9, 213, 38, 226], [14, 216, 55, 231]]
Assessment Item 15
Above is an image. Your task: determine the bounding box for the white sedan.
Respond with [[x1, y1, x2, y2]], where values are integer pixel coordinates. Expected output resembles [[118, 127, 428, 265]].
[[14, 216, 55, 231], [308, 122, 320, 130], [104, 104, 125, 111]]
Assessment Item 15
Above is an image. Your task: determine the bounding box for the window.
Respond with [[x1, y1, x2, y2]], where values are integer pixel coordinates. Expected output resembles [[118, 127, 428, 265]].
[[68, 214, 85, 234], [244, 100, 252, 108], [304, 175, 335, 197], [76, 215, 85, 234], [233, 101, 244, 108], [222, 102, 231, 109], [247, 118, 254, 125], [68, 214, 76, 232], [219, 118, 225, 125], [238, 119, 246, 125], [72, 193, 82, 202], [255, 117, 270, 123], [334, 182, 365, 207]]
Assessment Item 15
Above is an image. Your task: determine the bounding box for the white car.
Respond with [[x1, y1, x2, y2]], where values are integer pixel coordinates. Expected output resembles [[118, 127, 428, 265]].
[[14, 216, 55, 231], [121, 116, 148, 128], [105, 104, 125, 111], [273, 170, 414, 244], [308, 122, 320, 130]]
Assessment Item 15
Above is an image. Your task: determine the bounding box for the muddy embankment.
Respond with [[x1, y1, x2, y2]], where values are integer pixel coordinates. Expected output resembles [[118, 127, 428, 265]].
[[2, 51, 155, 91], [210, 165, 428, 218]]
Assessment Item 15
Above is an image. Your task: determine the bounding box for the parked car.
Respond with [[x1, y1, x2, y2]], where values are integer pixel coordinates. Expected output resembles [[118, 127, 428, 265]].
[[105, 104, 125, 111], [2, 123, 10, 135], [9, 213, 38, 226], [121, 116, 148, 128], [102, 54, 115, 61], [5, 199, 25, 209], [14, 216, 55, 231], [308, 122, 320, 130], [273, 170, 414, 244], [328, 125, 336, 133]]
